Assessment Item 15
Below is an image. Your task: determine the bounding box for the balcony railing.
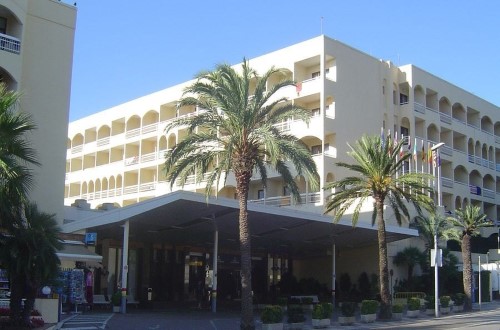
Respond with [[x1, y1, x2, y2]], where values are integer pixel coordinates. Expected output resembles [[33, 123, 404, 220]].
[[414, 102, 425, 114], [483, 188, 495, 199], [440, 113, 452, 125], [0, 33, 21, 54], [249, 192, 320, 207]]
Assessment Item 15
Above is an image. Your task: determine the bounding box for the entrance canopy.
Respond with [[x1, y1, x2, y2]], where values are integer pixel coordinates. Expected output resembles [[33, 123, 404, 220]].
[[57, 240, 103, 263], [62, 191, 417, 257]]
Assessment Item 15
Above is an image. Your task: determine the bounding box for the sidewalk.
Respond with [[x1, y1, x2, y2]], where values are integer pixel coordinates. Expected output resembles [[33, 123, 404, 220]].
[[45, 300, 500, 330]]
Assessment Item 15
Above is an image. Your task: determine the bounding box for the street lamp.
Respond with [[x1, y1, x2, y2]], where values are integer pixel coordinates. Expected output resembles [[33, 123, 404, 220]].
[[431, 142, 445, 318]]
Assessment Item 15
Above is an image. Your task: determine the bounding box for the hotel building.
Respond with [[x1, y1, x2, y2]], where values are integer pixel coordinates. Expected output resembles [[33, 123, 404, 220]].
[[64, 35, 500, 303]]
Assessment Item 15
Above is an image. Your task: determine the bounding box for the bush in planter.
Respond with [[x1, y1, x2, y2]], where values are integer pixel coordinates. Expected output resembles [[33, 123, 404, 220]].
[[440, 295, 451, 308], [312, 304, 324, 320], [425, 296, 435, 310], [407, 297, 421, 311], [392, 304, 404, 321], [453, 293, 465, 306], [261, 305, 284, 324], [360, 300, 378, 315], [360, 300, 378, 323], [301, 297, 313, 305], [111, 291, 122, 306], [340, 302, 356, 317]]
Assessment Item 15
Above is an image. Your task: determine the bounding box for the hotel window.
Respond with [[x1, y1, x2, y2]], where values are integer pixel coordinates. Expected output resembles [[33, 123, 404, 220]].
[[283, 186, 291, 196], [400, 93, 408, 104], [257, 189, 264, 200], [312, 71, 321, 79], [0, 18, 6, 34], [311, 108, 320, 117], [311, 145, 322, 155]]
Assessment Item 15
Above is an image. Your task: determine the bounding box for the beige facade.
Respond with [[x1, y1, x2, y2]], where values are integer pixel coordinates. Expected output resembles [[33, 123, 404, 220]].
[[65, 35, 500, 224], [0, 0, 76, 221]]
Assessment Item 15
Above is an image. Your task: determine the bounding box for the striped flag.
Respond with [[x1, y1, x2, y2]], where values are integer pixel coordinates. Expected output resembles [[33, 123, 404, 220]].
[[421, 140, 425, 161], [399, 134, 404, 158], [413, 138, 417, 161], [380, 127, 385, 147], [428, 143, 432, 164]]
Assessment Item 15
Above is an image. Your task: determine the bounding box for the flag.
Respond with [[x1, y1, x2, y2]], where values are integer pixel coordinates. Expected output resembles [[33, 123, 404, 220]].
[[388, 129, 392, 152], [399, 134, 404, 158], [428, 143, 432, 164], [421, 140, 425, 161], [380, 127, 385, 148], [413, 137, 417, 161]]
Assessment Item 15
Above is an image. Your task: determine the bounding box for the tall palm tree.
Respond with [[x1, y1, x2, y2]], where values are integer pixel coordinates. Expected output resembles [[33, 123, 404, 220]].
[[324, 134, 434, 319], [0, 82, 39, 228], [393, 246, 426, 290], [447, 204, 489, 311], [0, 202, 62, 327], [413, 212, 455, 253], [164, 60, 319, 329]]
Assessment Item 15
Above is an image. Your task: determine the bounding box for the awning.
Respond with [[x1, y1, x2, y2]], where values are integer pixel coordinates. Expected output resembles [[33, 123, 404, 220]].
[[57, 241, 103, 263]]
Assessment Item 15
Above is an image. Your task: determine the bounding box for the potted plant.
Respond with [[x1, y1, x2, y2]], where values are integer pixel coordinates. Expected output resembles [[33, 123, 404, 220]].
[[407, 297, 421, 318], [261, 305, 284, 330], [392, 304, 403, 321], [452, 293, 465, 312], [111, 291, 122, 312], [287, 305, 305, 330], [338, 302, 356, 326], [440, 295, 451, 314], [425, 296, 435, 316], [312, 303, 332, 328], [360, 299, 378, 323]]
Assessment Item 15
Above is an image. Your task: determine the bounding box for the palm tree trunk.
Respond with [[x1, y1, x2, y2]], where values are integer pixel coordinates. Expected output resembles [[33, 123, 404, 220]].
[[9, 272, 24, 326], [376, 198, 392, 319], [462, 234, 473, 311], [236, 171, 254, 330]]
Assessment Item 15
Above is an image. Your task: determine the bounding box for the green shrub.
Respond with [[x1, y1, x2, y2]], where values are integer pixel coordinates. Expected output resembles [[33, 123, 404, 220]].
[[341, 302, 356, 317], [287, 306, 305, 323], [312, 304, 323, 319], [360, 300, 378, 315], [392, 304, 403, 313], [453, 293, 465, 305], [111, 291, 122, 306], [407, 297, 421, 311], [425, 296, 435, 310], [312, 303, 333, 319], [261, 305, 283, 324], [440, 295, 451, 308]]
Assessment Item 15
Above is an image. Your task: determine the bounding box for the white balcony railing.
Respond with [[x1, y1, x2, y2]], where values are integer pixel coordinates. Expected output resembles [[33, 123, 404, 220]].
[[96, 137, 110, 147], [0, 33, 21, 54], [414, 102, 425, 114], [483, 188, 495, 199], [249, 192, 321, 207]]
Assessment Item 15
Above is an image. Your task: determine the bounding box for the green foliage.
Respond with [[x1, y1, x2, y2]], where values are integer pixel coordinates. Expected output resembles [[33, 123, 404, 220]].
[[340, 302, 356, 317], [453, 293, 465, 305], [111, 291, 122, 306], [440, 295, 451, 308], [287, 306, 305, 323], [407, 297, 421, 311], [358, 272, 371, 298], [261, 305, 283, 324], [392, 304, 403, 313], [312, 303, 333, 319], [360, 300, 378, 315], [425, 296, 435, 309]]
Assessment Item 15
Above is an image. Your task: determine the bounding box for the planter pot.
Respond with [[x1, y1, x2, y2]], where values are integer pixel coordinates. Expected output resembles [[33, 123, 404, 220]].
[[338, 316, 355, 326], [312, 318, 331, 328], [360, 313, 376, 323], [440, 306, 451, 314], [113, 306, 120, 313], [453, 304, 464, 312], [262, 323, 283, 330], [425, 309, 435, 316], [407, 309, 420, 318], [288, 322, 304, 330], [392, 312, 403, 321]]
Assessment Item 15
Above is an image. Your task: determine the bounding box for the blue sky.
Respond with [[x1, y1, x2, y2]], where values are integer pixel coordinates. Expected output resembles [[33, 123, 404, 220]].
[[68, 1, 499, 121]]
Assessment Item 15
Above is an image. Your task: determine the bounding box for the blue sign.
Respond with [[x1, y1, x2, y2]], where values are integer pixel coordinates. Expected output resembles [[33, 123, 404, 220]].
[[85, 232, 97, 245]]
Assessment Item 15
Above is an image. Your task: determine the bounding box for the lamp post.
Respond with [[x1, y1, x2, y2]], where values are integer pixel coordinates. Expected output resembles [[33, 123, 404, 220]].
[[431, 142, 445, 318]]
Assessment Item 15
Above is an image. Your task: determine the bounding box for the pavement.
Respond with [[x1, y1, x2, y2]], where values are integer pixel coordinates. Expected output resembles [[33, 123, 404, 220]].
[[44, 300, 500, 330]]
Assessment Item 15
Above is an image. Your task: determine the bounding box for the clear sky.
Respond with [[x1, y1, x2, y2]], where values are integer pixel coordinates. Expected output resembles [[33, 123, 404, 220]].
[[68, 1, 499, 121]]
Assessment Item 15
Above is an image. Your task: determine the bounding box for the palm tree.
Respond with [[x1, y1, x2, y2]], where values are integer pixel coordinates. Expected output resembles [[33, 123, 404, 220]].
[[324, 134, 434, 319], [412, 212, 454, 253], [0, 202, 62, 327], [393, 246, 426, 290], [0, 82, 39, 228], [164, 60, 319, 329], [446, 204, 490, 311]]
